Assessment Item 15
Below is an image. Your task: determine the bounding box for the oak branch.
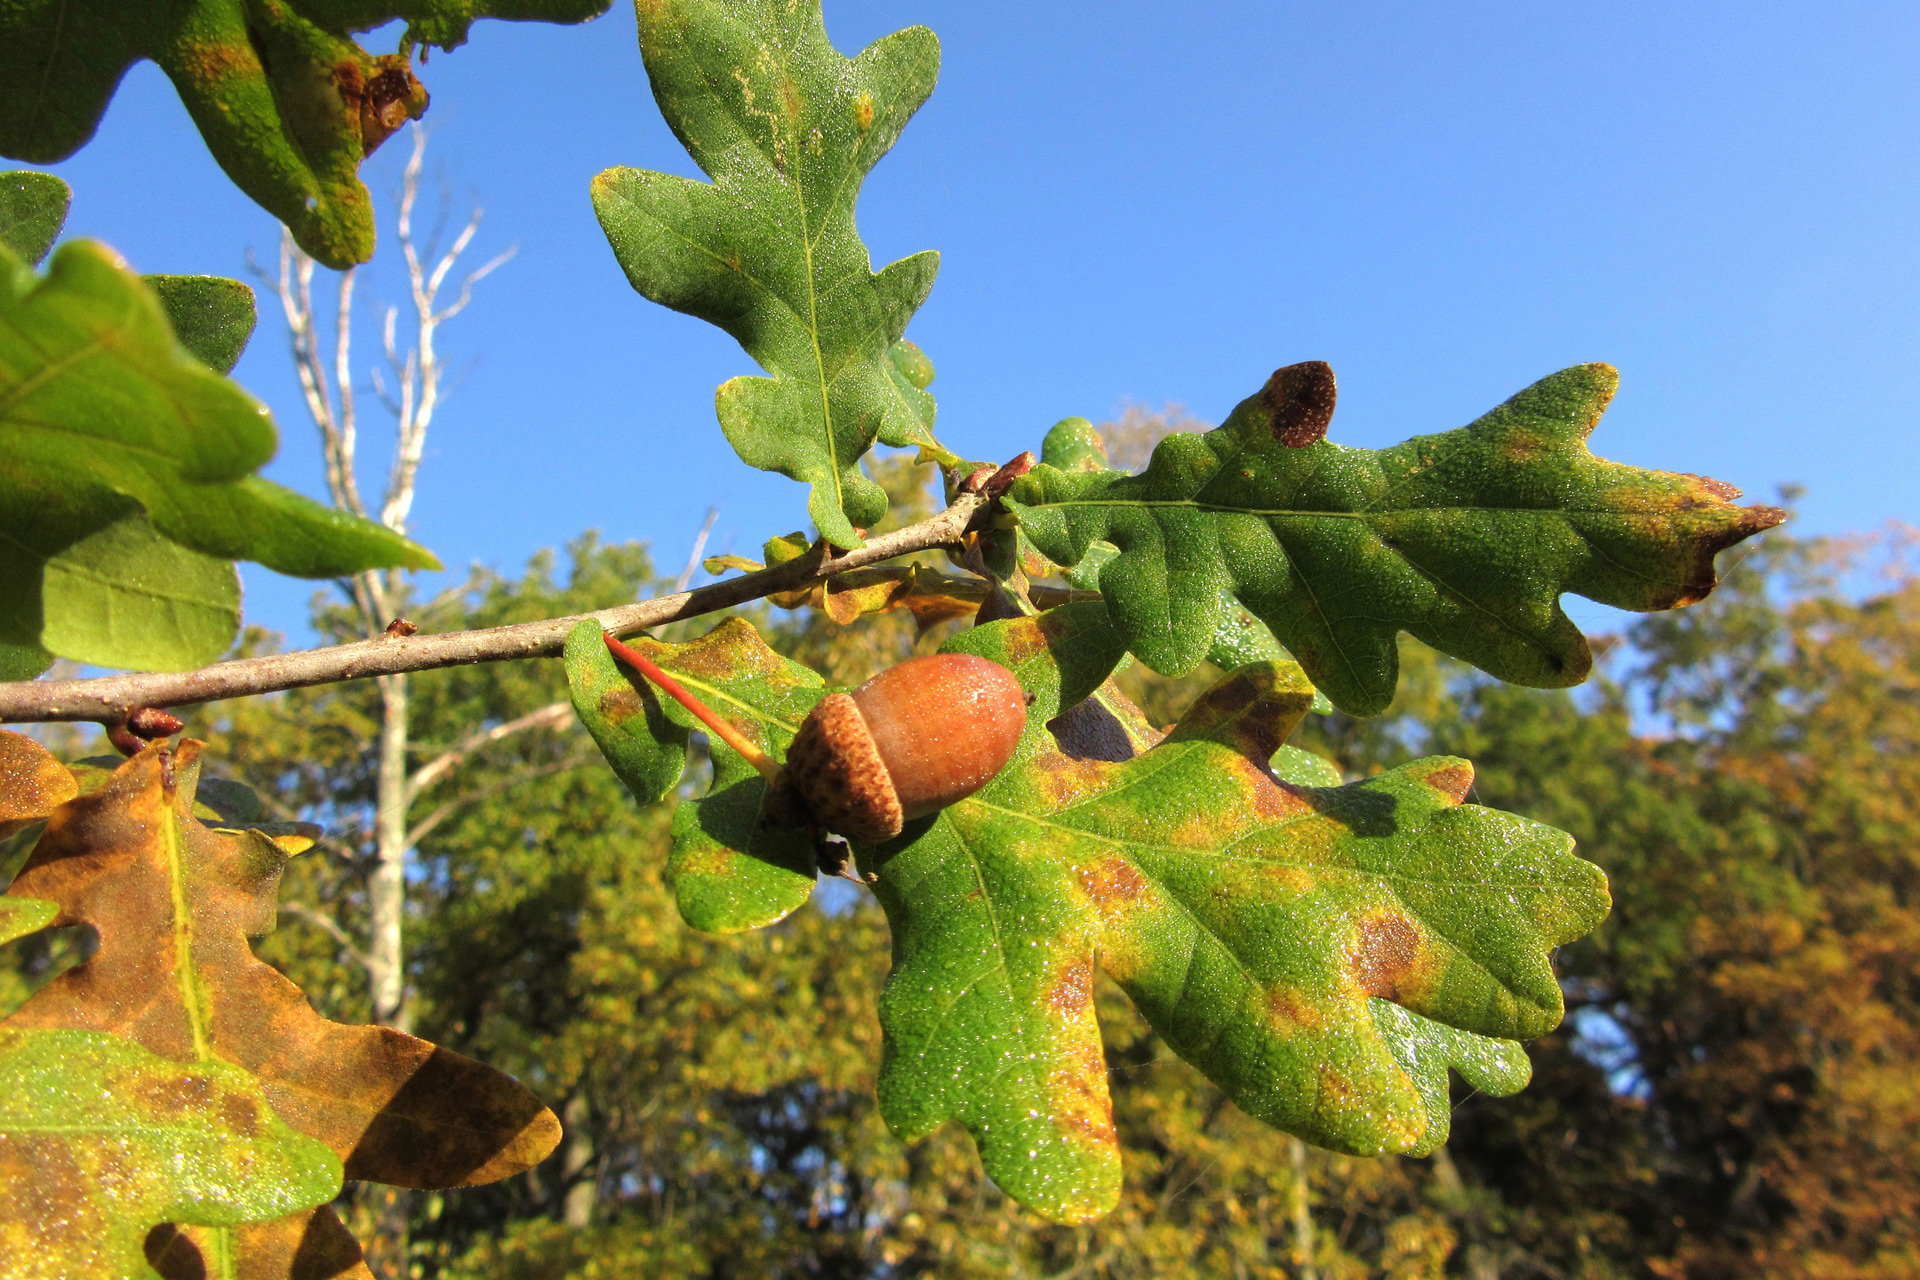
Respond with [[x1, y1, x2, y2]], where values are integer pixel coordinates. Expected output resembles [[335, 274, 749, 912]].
[[0, 494, 989, 725]]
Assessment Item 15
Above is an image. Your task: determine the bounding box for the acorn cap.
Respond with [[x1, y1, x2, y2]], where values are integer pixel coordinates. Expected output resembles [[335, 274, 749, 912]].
[[782, 692, 905, 844]]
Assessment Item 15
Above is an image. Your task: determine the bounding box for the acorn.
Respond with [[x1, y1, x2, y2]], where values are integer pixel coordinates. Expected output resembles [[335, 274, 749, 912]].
[[601, 634, 1027, 843]]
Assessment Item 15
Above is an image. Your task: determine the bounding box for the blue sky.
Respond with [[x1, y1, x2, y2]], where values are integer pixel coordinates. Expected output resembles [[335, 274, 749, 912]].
[[25, 1, 1920, 642]]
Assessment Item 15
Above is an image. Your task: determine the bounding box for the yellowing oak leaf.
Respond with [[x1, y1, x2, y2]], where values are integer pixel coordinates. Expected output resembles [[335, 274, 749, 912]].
[[855, 604, 1607, 1222], [0, 1026, 342, 1280], [0, 741, 561, 1276]]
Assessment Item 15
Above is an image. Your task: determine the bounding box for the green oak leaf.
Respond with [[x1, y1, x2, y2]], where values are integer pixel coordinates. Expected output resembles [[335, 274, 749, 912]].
[[0, 238, 437, 670], [1370, 997, 1531, 1157], [565, 619, 690, 806], [566, 617, 827, 933], [593, 0, 943, 547], [1040, 415, 1109, 474], [1207, 599, 1335, 714], [850, 603, 1606, 1222], [881, 339, 951, 462], [144, 274, 258, 374], [35, 510, 241, 672], [0, 896, 54, 943], [0, 643, 50, 681], [0, 169, 67, 266], [0, 1026, 342, 1280], [0, 2, 609, 267], [1009, 361, 1787, 714]]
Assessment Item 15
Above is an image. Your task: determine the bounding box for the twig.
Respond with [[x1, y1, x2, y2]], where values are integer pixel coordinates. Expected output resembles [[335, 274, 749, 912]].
[[675, 506, 720, 594], [404, 752, 594, 848], [406, 700, 572, 802], [279, 901, 374, 972], [0, 494, 987, 724]]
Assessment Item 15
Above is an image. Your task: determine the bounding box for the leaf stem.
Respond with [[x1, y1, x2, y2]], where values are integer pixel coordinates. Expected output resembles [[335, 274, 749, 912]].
[[602, 632, 783, 784]]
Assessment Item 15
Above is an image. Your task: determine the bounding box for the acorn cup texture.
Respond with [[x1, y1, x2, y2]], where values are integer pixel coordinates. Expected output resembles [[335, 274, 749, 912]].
[[782, 654, 1027, 843]]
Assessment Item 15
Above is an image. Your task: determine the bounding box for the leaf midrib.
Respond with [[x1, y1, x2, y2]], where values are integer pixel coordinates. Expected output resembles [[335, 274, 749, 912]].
[[1035, 499, 1695, 520]]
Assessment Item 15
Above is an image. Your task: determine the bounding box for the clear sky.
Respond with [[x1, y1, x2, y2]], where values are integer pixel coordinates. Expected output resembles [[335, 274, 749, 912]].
[[23, 1, 1920, 643]]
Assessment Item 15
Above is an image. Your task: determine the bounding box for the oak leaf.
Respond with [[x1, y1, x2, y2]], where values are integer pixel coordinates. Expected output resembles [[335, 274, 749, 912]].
[[1011, 362, 1785, 714], [566, 617, 824, 932], [0, 215, 437, 671], [0, 3, 609, 267], [1, 741, 560, 1277], [0, 1026, 342, 1280], [593, 0, 947, 546], [854, 604, 1606, 1221]]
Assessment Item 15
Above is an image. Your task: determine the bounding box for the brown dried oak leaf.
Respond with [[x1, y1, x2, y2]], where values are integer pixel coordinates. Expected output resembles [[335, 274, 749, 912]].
[[1, 740, 560, 1278]]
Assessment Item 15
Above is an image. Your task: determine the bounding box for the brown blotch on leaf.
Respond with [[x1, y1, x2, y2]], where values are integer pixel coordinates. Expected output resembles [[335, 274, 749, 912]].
[[1262, 361, 1337, 447], [596, 685, 646, 725], [1265, 983, 1328, 1033], [1045, 953, 1096, 1019], [336, 56, 429, 154], [1078, 857, 1147, 911], [1350, 912, 1428, 1001], [1166, 668, 1314, 764], [1422, 762, 1473, 804], [1660, 497, 1789, 609], [1027, 749, 1114, 810], [1244, 766, 1318, 824], [171, 39, 259, 86], [1681, 472, 1744, 503]]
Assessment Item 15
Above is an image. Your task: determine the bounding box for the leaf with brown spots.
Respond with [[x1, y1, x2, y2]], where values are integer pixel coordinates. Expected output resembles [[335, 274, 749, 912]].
[[857, 603, 1608, 1221], [0, 729, 73, 936], [0, 2, 609, 267], [0, 1026, 342, 1280], [565, 617, 826, 933], [0, 742, 560, 1276], [1011, 362, 1785, 714], [592, 0, 950, 547]]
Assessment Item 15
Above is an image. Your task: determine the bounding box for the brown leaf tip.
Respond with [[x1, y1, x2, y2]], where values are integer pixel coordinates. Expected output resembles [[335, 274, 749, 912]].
[[1422, 762, 1474, 804], [1262, 361, 1337, 447], [983, 451, 1038, 498], [337, 55, 430, 154]]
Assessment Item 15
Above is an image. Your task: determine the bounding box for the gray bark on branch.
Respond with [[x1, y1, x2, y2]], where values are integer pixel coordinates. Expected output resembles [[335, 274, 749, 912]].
[[0, 493, 988, 724]]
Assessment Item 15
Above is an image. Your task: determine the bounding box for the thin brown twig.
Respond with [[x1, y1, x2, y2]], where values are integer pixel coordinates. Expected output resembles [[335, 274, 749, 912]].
[[0, 493, 988, 725]]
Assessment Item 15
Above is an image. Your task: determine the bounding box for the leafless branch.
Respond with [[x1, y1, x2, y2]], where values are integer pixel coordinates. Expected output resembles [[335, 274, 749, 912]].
[[407, 700, 573, 803], [405, 752, 595, 849], [279, 901, 374, 972], [675, 507, 720, 594], [0, 493, 988, 723]]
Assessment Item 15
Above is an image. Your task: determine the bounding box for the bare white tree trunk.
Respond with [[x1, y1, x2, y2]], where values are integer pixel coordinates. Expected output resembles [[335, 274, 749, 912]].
[[1431, 1143, 1500, 1280], [263, 124, 512, 1276], [369, 671, 411, 1030], [561, 1092, 597, 1227], [1288, 1137, 1317, 1280]]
